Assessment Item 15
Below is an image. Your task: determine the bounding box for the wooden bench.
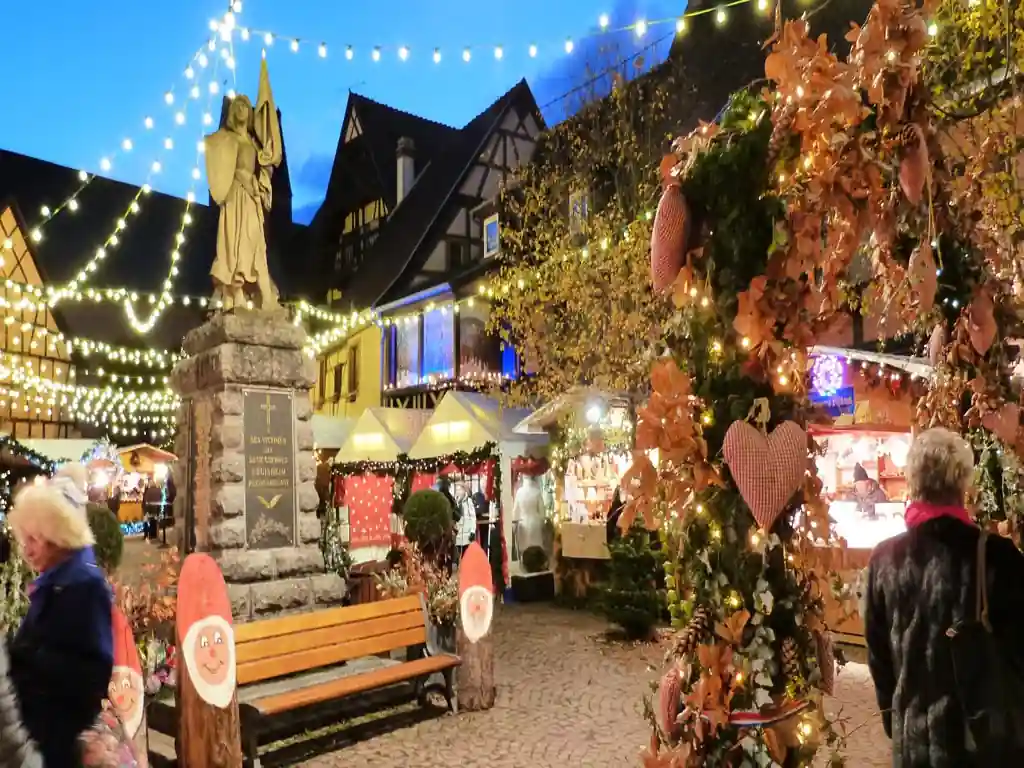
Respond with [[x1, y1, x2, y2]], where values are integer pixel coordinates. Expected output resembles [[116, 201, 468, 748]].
[[234, 594, 460, 767]]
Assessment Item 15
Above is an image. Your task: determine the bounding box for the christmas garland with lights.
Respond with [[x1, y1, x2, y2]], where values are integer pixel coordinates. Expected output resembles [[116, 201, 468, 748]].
[[333, 442, 502, 515], [0, 435, 57, 516]]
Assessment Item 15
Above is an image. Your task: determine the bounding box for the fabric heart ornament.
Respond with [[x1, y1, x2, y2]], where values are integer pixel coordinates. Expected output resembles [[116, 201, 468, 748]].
[[723, 420, 807, 530], [650, 160, 691, 293]]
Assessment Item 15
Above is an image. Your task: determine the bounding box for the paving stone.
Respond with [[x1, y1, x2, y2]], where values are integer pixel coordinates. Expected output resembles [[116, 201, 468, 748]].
[[298, 605, 890, 768]]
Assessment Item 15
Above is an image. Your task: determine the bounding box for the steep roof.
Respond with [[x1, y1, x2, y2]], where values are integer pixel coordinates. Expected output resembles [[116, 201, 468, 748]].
[[316, 93, 458, 221], [337, 79, 543, 311]]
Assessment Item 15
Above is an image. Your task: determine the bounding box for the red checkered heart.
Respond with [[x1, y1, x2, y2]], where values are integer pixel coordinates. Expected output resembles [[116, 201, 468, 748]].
[[650, 184, 690, 293], [722, 420, 807, 530]]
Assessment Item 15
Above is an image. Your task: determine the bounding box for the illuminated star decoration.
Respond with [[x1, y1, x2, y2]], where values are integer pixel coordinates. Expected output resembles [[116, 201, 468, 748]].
[[810, 355, 845, 397]]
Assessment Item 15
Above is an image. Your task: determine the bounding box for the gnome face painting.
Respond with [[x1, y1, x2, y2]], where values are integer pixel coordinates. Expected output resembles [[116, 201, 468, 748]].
[[176, 553, 237, 709], [110, 606, 145, 739], [458, 541, 494, 643]]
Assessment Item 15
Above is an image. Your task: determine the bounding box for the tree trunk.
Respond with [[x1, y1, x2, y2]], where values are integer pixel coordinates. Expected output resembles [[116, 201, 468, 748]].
[[456, 627, 496, 712], [176, 663, 242, 767]]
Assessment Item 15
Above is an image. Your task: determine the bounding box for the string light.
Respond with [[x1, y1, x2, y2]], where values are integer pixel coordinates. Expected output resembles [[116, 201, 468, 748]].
[[1, 39, 216, 254], [122, 43, 226, 335], [46, 48, 223, 309], [232, 4, 762, 67]]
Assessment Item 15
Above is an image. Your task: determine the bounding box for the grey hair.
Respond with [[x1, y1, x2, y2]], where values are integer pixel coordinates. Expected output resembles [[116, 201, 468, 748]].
[[906, 427, 974, 506]]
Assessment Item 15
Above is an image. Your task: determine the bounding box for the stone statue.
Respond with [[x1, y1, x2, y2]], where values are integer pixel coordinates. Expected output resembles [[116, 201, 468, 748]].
[[205, 58, 282, 311]]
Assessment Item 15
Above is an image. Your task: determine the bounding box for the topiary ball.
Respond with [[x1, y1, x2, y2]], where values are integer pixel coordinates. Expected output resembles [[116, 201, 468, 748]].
[[86, 503, 124, 573], [521, 545, 549, 574], [402, 489, 453, 551]]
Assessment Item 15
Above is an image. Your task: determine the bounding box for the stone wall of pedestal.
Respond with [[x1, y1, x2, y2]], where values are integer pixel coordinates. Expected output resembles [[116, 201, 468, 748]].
[[170, 310, 346, 621]]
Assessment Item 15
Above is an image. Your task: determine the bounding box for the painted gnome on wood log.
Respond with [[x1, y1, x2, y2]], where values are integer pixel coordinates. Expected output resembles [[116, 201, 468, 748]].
[[175, 553, 242, 767], [110, 606, 148, 767], [456, 541, 496, 712]]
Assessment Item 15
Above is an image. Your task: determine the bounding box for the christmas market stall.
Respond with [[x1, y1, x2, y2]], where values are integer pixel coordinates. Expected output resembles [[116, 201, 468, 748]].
[[117, 444, 177, 530], [407, 391, 546, 599], [805, 347, 931, 644], [513, 387, 635, 599], [0, 435, 57, 519], [332, 408, 432, 566]]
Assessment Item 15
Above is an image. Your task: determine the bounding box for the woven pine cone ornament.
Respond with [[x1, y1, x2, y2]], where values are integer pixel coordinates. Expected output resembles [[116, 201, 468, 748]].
[[781, 636, 800, 683], [765, 103, 795, 169], [898, 123, 929, 205], [650, 155, 690, 293], [656, 665, 684, 741], [671, 605, 711, 657]]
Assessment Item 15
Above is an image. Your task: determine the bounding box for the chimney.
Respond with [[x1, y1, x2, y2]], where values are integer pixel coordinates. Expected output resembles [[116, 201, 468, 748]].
[[396, 137, 415, 203]]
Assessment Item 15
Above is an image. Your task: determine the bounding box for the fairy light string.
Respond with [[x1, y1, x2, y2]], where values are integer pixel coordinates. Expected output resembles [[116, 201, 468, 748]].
[[234, 2, 767, 67], [1, 38, 219, 257]]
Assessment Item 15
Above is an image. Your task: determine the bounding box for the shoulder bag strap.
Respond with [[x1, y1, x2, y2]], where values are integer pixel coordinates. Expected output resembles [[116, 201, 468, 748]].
[[977, 529, 992, 631]]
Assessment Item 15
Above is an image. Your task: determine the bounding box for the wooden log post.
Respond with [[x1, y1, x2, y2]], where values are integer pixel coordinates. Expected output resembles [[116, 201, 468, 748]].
[[456, 542, 497, 712], [175, 553, 242, 767]]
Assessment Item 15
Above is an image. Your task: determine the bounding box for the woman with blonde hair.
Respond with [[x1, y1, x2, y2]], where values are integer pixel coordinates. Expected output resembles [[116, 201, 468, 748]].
[[865, 427, 1024, 765], [6, 463, 113, 766]]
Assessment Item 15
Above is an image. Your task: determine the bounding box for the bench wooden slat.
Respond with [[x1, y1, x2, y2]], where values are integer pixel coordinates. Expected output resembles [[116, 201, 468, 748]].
[[235, 594, 423, 644], [237, 626, 428, 685], [252, 654, 460, 715], [236, 610, 426, 665]]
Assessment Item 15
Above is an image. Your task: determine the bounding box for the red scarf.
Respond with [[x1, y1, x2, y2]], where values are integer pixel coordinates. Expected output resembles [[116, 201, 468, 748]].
[[904, 500, 974, 530]]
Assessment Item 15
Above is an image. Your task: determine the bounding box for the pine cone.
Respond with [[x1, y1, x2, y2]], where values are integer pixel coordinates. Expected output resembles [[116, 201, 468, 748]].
[[766, 104, 796, 168], [781, 636, 800, 682], [671, 605, 711, 657]]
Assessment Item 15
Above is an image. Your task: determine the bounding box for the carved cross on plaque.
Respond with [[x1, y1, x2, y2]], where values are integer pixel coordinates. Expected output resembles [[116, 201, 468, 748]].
[[260, 394, 276, 433]]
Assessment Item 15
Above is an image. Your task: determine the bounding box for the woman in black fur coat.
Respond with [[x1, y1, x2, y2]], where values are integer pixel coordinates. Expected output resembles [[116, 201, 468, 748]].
[[865, 427, 1024, 766]]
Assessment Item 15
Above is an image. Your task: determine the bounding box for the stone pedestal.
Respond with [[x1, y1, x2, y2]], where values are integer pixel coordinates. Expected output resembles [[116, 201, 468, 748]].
[[170, 310, 346, 621]]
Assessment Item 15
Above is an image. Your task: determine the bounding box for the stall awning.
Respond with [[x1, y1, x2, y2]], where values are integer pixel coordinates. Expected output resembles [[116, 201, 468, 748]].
[[407, 391, 545, 459], [810, 346, 932, 378], [334, 408, 432, 464], [512, 387, 632, 435], [312, 414, 356, 450]]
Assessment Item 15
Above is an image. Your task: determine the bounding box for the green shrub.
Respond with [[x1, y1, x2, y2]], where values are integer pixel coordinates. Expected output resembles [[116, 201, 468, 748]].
[[521, 545, 549, 574], [86, 503, 124, 573], [598, 522, 666, 640], [402, 490, 453, 552]]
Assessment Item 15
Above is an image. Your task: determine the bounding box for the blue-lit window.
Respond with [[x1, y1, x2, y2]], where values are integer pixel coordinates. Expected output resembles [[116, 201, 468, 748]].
[[394, 316, 421, 388], [422, 307, 455, 380]]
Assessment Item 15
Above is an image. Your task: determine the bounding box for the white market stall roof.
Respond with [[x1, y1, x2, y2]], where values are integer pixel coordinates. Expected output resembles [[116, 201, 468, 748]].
[[810, 346, 933, 378], [513, 386, 632, 436], [311, 414, 356, 450], [19, 439, 99, 463], [408, 391, 545, 459], [334, 408, 432, 464]]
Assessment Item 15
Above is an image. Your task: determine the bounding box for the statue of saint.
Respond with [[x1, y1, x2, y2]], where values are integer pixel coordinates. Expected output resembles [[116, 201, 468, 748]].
[[204, 58, 282, 311]]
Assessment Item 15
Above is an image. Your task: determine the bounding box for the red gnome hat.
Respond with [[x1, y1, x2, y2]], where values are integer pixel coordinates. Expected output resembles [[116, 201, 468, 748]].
[[112, 606, 141, 675], [176, 553, 233, 646], [458, 541, 493, 598]]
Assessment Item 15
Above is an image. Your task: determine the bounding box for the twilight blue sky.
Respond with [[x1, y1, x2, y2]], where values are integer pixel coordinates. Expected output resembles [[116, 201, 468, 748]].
[[2, 0, 681, 223]]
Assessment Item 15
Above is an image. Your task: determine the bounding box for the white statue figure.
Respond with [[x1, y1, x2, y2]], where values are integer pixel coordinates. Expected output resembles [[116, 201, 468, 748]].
[[513, 475, 545, 553], [205, 57, 282, 311]]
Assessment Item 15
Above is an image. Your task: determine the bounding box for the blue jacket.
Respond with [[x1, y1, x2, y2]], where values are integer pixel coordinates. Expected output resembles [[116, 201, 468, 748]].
[[10, 546, 113, 767]]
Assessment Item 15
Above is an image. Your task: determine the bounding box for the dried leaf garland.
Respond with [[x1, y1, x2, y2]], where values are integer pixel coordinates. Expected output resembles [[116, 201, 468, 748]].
[[899, 124, 930, 205], [967, 290, 997, 356], [908, 240, 938, 311]]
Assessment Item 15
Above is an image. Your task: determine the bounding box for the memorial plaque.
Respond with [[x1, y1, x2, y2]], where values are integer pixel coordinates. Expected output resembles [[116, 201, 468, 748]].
[[243, 389, 296, 549]]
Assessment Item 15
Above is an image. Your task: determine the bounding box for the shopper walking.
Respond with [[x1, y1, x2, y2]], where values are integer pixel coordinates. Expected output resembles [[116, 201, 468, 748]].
[[6, 464, 114, 767], [865, 427, 1024, 766]]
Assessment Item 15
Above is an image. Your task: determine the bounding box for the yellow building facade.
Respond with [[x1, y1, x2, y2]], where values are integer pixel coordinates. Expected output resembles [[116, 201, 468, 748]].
[[313, 324, 382, 419]]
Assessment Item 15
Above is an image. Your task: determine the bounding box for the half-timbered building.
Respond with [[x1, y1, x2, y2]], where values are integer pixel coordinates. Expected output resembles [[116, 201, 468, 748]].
[[310, 79, 543, 415]]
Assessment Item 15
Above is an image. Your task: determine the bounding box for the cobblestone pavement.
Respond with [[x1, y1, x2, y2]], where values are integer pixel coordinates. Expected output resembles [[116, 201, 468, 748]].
[[299, 603, 890, 768]]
